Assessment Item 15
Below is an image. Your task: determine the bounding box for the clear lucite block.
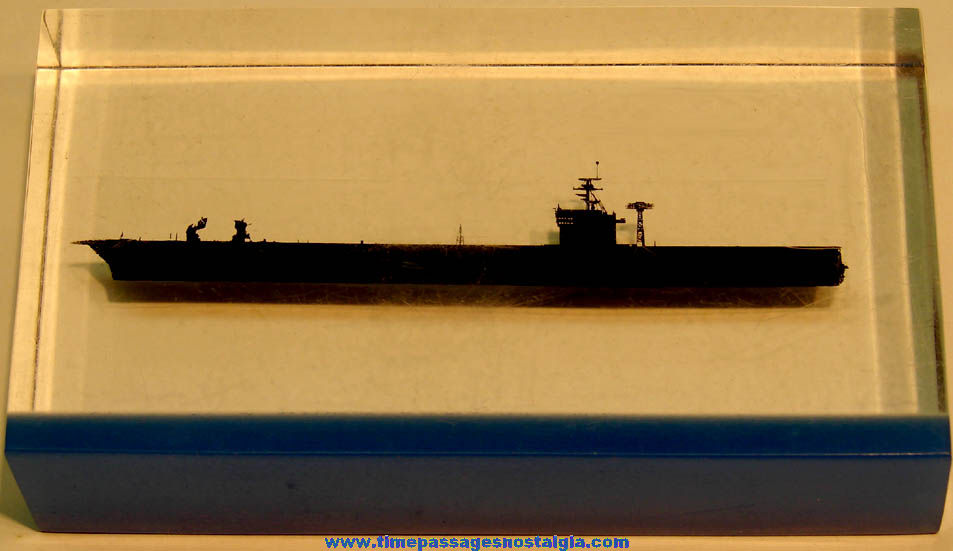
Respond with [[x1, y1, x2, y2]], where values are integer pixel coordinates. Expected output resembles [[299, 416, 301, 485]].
[[4, 7, 947, 535]]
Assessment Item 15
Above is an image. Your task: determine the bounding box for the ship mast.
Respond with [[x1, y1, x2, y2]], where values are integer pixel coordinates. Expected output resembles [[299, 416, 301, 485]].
[[574, 161, 608, 213], [626, 201, 654, 247]]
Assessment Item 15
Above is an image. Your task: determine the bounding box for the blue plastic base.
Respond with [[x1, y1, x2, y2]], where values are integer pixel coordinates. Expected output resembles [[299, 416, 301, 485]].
[[4, 414, 950, 534]]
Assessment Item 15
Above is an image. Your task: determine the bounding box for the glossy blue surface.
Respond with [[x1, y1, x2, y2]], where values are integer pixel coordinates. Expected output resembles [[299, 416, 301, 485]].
[[5, 414, 950, 534]]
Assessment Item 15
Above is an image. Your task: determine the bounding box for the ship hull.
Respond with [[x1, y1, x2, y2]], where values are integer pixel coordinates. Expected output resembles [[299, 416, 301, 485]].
[[78, 241, 846, 287]]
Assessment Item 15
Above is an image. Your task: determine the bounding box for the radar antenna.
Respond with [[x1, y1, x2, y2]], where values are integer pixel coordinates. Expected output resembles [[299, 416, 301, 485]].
[[626, 201, 654, 247], [574, 161, 607, 212]]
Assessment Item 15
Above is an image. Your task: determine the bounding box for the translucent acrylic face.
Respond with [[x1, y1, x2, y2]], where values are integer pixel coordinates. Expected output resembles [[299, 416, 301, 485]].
[[8, 8, 944, 415]]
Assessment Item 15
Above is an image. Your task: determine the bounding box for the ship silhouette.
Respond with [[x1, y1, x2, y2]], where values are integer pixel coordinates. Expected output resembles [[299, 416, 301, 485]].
[[77, 165, 846, 288]]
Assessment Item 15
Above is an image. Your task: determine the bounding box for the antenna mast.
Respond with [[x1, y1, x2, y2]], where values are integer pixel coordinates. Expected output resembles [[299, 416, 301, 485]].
[[574, 161, 607, 212], [626, 201, 655, 247]]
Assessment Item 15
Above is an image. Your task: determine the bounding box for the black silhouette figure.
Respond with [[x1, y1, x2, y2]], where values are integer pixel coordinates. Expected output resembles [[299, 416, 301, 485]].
[[185, 217, 208, 243], [232, 219, 251, 243], [76, 164, 847, 288]]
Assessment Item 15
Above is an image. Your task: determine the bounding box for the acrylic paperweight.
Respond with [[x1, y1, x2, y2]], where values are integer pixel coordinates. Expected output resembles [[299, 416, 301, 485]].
[[4, 7, 949, 535]]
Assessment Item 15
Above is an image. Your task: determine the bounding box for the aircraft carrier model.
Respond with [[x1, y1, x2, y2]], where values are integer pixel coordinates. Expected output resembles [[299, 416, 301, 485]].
[[77, 166, 847, 288]]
